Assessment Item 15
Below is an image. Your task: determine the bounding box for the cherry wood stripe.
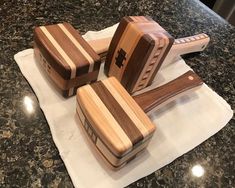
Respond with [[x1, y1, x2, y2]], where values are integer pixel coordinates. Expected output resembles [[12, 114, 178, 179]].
[[58, 23, 95, 72], [91, 81, 144, 145], [39, 26, 77, 79], [102, 78, 154, 138], [77, 85, 133, 156]]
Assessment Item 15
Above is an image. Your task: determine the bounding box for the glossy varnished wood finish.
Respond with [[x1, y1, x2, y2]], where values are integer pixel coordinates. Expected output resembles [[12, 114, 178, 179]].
[[133, 71, 203, 113], [76, 71, 203, 169], [104, 16, 174, 93], [163, 33, 210, 67], [76, 77, 156, 167], [33, 23, 101, 97], [104, 17, 131, 75], [91, 81, 144, 145], [76, 105, 153, 169]]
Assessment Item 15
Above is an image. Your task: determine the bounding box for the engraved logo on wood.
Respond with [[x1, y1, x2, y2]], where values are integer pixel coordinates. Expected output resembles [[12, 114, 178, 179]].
[[115, 48, 126, 68]]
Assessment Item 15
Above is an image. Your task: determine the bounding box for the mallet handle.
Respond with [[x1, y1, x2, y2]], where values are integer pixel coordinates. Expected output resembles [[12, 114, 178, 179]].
[[133, 71, 203, 113]]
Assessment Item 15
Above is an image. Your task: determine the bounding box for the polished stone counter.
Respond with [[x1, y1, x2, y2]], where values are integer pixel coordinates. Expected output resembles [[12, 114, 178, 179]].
[[0, 0, 234, 187]]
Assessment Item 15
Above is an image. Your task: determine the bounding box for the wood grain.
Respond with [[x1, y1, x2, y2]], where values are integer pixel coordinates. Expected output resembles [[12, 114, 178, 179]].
[[102, 78, 155, 138], [77, 106, 153, 168], [62, 23, 101, 71], [76, 71, 203, 168], [34, 44, 99, 96], [121, 34, 154, 91], [104, 16, 174, 93], [76, 77, 156, 157], [77, 84, 133, 156], [87, 37, 112, 55], [34, 22, 101, 97], [133, 71, 203, 113], [104, 17, 131, 75], [76, 82, 155, 168], [91, 81, 144, 145]]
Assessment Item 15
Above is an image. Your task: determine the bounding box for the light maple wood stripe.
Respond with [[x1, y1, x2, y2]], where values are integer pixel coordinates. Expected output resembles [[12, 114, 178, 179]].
[[40, 26, 77, 79], [67, 88, 73, 97], [130, 16, 147, 22], [138, 16, 147, 21], [129, 16, 138, 22], [135, 22, 165, 33], [102, 78, 152, 137], [58, 24, 94, 72], [76, 104, 85, 125], [78, 85, 133, 154]]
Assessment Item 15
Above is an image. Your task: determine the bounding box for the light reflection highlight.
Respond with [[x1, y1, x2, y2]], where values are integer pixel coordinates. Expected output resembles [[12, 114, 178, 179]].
[[23, 96, 34, 114], [191, 164, 205, 177]]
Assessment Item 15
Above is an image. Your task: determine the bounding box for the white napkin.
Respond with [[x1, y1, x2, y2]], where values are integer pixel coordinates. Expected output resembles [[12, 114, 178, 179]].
[[14, 24, 233, 188]]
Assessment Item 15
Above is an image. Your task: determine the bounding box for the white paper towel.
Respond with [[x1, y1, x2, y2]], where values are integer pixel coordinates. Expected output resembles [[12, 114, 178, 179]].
[[14, 25, 233, 188]]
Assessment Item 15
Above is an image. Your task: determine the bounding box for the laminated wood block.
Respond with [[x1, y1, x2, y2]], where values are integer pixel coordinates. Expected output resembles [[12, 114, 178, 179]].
[[34, 23, 101, 97], [76, 71, 203, 169], [104, 16, 174, 93]]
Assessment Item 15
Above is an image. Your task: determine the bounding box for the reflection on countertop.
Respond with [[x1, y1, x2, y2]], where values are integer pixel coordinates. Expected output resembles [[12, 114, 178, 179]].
[[23, 96, 35, 114], [0, 0, 234, 187]]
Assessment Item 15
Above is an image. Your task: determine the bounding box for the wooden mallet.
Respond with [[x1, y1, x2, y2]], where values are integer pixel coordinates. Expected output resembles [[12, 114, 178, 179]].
[[76, 70, 203, 169], [103, 16, 210, 93]]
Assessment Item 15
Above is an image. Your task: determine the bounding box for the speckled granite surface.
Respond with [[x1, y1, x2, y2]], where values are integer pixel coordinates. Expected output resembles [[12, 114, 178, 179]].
[[0, 0, 234, 187]]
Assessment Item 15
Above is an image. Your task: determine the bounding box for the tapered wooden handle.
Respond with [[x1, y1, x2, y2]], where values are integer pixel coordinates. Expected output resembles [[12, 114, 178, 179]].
[[87, 37, 112, 55], [133, 71, 203, 113], [172, 33, 210, 55]]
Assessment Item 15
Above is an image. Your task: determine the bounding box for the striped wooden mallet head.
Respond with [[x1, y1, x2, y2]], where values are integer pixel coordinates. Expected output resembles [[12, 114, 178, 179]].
[[104, 16, 175, 94], [34, 23, 101, 97], [104, 16, 210, 94], [76, 71, 203, 169]]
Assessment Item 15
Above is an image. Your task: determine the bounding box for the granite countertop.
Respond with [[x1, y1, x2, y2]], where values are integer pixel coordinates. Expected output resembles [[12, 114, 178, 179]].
[[0, 0, 234, 187]]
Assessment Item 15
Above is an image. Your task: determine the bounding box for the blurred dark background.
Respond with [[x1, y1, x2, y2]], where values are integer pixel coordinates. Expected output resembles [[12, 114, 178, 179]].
[[200, 0, 235, 26]]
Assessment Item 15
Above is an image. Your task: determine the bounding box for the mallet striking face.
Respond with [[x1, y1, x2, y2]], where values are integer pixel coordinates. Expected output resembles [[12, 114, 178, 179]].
[[76, 71, 203, 169], [34, 23, 103, 97]]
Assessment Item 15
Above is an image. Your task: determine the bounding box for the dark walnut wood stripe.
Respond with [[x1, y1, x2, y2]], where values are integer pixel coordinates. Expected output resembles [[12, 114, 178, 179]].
[[61, 72, 98, 97], [122, 34, 155, 93], [34, 28, 72, 80], [46, 25, 90, 76], [104, 17, 131, 75], [34, 23, 101, 79], [63, 23, 101, 71], [90, 81, 144, 145]]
